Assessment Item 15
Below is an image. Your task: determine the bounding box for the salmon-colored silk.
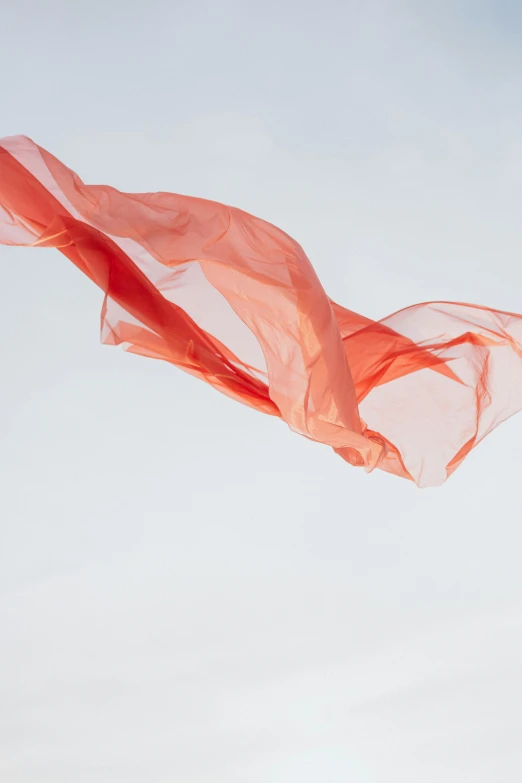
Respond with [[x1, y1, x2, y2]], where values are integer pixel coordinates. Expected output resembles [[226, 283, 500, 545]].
[[1, 135, 521, 486]]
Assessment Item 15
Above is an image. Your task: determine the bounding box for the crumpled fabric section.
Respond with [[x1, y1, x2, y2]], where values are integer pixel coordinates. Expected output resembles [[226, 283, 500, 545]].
[[1, 135, 521, 487]]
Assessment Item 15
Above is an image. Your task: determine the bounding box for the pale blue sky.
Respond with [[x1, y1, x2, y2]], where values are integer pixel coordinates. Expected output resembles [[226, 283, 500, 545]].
[[1, 2, 522, 781]]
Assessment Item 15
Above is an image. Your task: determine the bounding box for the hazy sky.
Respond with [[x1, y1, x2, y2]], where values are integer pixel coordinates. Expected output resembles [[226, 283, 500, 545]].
[[2, 1, 522, 781]]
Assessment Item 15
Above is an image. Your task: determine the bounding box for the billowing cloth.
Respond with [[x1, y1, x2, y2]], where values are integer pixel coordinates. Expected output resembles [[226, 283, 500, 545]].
[[1, 135, 521, 487]]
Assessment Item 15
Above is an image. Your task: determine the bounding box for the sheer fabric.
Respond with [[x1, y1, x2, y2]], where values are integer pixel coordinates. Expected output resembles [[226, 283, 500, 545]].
[[1, 135, 521, 486]]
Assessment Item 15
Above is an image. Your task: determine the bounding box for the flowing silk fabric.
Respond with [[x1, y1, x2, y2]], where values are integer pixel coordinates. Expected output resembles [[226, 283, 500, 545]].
[[1, 135, 521, 487]]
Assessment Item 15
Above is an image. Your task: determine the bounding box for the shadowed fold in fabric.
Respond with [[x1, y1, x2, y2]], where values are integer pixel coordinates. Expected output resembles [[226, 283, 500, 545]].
[[1, 135, 521, 487]]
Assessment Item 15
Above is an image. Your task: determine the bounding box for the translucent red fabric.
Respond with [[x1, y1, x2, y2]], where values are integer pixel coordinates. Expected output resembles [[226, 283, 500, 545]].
[[1, 135, 521, 487]]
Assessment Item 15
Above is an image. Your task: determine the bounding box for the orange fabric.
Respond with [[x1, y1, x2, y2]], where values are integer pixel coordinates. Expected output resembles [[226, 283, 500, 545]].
[[1, 135, 521, 487]]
